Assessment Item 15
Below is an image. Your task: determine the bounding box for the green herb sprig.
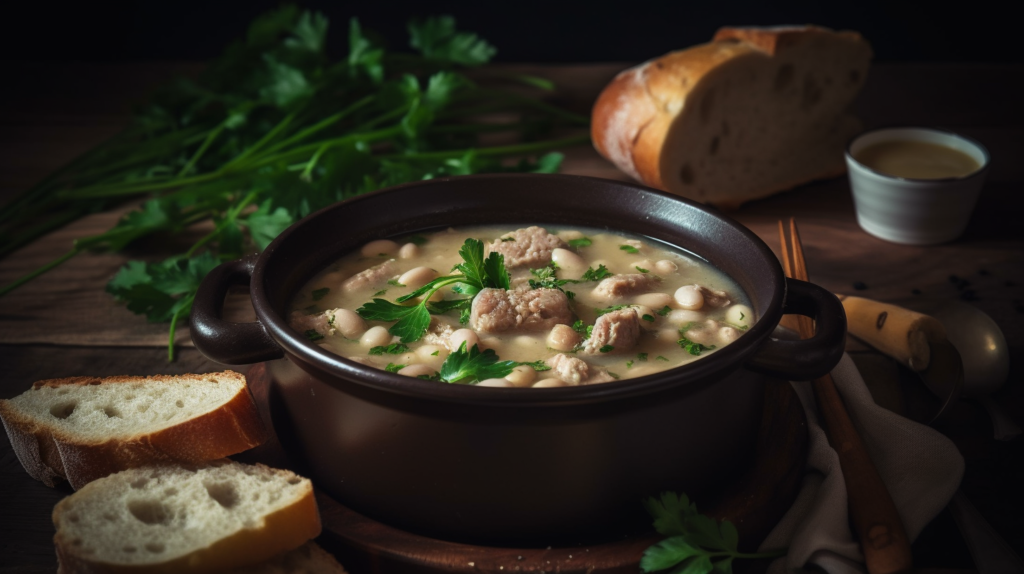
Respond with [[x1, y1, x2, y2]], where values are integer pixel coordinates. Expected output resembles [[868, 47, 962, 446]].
[[438, 342, 517, 384], [0, 7, 590, 360], [356, 238, 508, 342], [641, 492, 785, 573]]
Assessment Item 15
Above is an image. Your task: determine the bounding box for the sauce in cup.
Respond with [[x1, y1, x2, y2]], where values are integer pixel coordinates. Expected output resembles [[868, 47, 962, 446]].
[[854, 140, 981, 179]]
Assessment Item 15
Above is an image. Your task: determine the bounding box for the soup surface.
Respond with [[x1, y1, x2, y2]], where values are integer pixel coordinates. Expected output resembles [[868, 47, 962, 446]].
[[289, 226, 754, 387], [854, 140, 981, 179]]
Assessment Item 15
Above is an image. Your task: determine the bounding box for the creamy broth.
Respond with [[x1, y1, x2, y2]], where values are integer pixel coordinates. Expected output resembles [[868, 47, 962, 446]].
[[289, 226, 754, 387], [854, 140, 981, 179]]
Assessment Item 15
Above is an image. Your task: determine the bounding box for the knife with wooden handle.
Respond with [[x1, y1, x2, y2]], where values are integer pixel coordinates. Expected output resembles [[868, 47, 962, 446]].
[[838, 295, 948, 371]]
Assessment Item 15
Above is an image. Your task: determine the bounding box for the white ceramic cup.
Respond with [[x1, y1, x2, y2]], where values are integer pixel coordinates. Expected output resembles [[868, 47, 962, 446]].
[[845, 127, 990, 245]]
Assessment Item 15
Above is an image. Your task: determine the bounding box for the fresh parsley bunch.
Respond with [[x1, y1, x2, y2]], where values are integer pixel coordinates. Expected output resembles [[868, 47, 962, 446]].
[[641, 492, 784, 574], [0, 7, 589, 360]]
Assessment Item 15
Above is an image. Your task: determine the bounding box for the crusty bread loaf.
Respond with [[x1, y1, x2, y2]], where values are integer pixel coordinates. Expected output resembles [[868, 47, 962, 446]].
[[53, 461, 322, 574], [592, 25, 872, 208], [229, 542, 347, 574], [0, 371, 267, 489]]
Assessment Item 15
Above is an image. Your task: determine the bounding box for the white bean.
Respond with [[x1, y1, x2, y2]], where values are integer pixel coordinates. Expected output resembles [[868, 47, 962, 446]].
[[654, 259, 678, 274], [477, 378, 512, 387], [450, 328, 480, 352], [360, 326, 391, 348], [556, 230, 585, 241], [398, 242, 420, 259], [398, 266, 438, 289], [416, 345, 448, 360], [361, 239, 399, 257], [630, 305, 655, 322], [674, 285, 704, 310], [635, 292, 673, 309], [551, 248, 587, 275], [546, 324, 581, 352], [533, 378, 568, 388], [505, 365, 537, 387], [719, 326, 742, 343], [397, 364, 437, 378], [666, 309, 704, 325], [330, 309, 367, 339], [725, 304, 754, 328]]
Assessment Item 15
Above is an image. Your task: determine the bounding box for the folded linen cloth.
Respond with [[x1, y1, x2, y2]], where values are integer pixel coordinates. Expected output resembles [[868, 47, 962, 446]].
[[760, 353, 965, 574]]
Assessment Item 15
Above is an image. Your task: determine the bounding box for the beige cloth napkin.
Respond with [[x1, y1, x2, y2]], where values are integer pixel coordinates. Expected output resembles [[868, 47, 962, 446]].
[[760, 353, 965, 573]]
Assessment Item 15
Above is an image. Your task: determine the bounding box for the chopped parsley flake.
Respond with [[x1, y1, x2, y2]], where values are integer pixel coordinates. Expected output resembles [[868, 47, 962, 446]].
[[568, 237, 592, 248], [384, 363, 405, 373], [656, 305, 672, 316], [656, 356, 669, 361], [626, 360, 634, 368], [500, 236, 516, 242], [635, 266, 649, 273], [678, 336, 715, 356], [608, 371, 620, 379], [642, 314, 655, 322], [430, 350, 439, 356], [312, 287, 330, 301], [304, 329, 324, 341], [580, 264, 613, 282], [369, 343, 410, 355], [387, 279, 405, 287], [638, 353, 648, 361], [373, 289, 387, 296], [599, 344, 615, 353], [408, 234, 429, 246], [619, 244, 640, 254], [302, 304, 320, 315], [739, 312, 745, 320]]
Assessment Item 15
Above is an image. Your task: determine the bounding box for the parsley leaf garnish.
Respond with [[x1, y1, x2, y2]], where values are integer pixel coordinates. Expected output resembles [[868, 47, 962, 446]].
[[636, 266, 649, 273], [384, 363, 405, 373], [579, 264, 613, 282], [656, 305, 672, 316], [620, 244, 640, 254], [515, 360, 552, 372], [567, 237, 592, 248], [439, 342, 517, 384], [357, 238, 508, 343], [640, 492, 784, 573], [595, 304, 629, 317], [312, 287, 330, 301], [678, 336, 715, 356], [369, 343, 410, 355]]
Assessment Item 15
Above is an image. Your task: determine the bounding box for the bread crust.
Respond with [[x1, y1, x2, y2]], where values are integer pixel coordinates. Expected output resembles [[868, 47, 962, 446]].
[[0, 372, 267, 490], [53, 463, 322, 574], [591, 25, 871, 208]]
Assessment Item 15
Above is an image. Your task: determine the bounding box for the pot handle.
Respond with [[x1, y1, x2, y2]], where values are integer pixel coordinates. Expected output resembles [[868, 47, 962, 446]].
[[745, 278, 847, 380], [190, 256, 284, 364]]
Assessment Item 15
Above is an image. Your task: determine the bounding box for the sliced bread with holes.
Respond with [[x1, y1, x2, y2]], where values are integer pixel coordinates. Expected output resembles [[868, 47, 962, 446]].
[[591, 25, 873, 208], [52, 461, 322, 574], [0, 371, 267, 490]]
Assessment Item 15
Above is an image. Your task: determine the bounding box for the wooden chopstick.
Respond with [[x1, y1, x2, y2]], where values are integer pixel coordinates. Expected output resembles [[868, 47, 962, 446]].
[[780, 218, 913, 574]]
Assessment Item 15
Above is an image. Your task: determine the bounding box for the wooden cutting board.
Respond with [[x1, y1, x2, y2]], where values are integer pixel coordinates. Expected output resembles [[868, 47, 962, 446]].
[[239, 364, 808, 574]]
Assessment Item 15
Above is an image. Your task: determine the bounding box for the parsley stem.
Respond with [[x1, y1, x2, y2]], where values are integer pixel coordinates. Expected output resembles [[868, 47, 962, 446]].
[[241, 126, 403, 169], [253, 95, 374, 160], [0, 248, 80, 297], [222, 110, 297, 169], [166, 293, 194, 362], [177, 122, 227, 177], [377, 134, 590, 161], [56, 172, 223, 200], [185, 192, 258, 258]]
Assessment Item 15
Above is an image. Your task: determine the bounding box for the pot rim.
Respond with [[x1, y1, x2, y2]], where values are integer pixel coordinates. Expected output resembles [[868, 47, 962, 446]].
[[249, 173, 787, 407]]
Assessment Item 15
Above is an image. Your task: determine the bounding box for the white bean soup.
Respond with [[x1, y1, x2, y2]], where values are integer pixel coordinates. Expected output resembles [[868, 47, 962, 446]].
[[289, 226, 754, 388]]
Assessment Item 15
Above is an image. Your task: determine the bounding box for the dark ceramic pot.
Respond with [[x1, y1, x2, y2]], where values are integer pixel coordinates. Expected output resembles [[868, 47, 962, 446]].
[[191, 174, 845, 545]]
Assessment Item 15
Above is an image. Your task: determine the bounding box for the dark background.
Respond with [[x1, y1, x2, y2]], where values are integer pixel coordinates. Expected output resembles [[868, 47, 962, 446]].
[[3, 0, 1022, 64]]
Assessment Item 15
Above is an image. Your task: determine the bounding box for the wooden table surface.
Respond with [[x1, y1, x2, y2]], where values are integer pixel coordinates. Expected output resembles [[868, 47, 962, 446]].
[[1, 61, 1022, 573]]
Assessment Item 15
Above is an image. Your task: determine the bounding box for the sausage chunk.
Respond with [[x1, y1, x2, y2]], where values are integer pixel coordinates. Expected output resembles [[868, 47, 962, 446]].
[[487, 226, 566, 269], [585, 308, 642, 354], [342, 259, 396, 292], [471, 288, 573, 333], [698, 285, 732, 308], [546, 353, 617, 385], [289, 310, 333, 337], [546, 353, 590, 385], [592, 273, 659, 300]]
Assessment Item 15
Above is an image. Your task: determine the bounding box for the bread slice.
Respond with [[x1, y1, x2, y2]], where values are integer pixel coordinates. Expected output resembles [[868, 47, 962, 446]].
[[592, 25, 872, 208], [0, 371, 267, 490], [229, 542, 347, 574], [53, 461, 322, 574]]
